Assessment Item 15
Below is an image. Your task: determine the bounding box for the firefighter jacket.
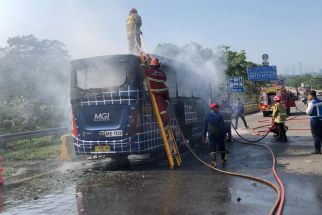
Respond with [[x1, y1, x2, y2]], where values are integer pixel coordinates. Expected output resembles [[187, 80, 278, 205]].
[[203, 111, 226, 140], [272, 102, 287, 123], [144, 67, 169, 99], [126, 14, 142, 38]]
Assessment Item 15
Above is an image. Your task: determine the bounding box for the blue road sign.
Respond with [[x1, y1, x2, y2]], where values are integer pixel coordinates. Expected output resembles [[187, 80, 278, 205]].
[[229, 76, 244, 93], [247, 66, 278, 81]]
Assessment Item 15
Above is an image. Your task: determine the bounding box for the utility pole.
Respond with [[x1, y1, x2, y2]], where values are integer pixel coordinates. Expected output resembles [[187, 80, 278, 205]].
[[208, 84, 212, 105]]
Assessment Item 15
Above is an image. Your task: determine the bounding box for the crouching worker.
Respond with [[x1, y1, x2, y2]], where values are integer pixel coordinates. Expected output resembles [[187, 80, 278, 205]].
[[203, 102, 227, 167]]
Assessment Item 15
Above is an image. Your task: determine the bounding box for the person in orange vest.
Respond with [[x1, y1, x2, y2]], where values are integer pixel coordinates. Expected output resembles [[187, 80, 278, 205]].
[[142, 57, 170, 126], [126, 8, 142, 54]]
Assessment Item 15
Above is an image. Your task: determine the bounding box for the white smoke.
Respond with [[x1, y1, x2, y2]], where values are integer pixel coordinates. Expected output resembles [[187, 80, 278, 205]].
[[155, 42, 227, 102]]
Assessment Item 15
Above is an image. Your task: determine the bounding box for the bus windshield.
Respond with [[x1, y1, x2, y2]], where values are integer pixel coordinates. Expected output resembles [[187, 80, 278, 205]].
[[76, 62, 127, 89]]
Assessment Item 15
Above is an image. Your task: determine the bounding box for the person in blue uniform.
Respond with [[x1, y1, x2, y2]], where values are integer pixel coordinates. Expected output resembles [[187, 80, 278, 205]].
[[306, 90, 322, 154], [203, 102, 227, 167]]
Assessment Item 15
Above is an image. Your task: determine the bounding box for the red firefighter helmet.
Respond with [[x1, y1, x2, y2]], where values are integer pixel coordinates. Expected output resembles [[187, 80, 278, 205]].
[[150, 57, 160, 66], [274, 95, 281, 101], [130, 8, 137, 13], [210, 102, 220, 109]]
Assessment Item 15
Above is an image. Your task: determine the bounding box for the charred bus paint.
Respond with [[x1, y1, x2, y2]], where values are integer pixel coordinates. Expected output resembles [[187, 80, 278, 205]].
[[70, 55, 205, 159]]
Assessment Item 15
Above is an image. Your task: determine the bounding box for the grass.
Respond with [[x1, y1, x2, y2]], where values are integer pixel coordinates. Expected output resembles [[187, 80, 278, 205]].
[[0, 136, 61, 178], [0, 136, 61, 161]]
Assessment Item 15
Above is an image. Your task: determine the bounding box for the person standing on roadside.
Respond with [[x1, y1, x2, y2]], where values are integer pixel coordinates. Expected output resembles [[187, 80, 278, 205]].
[[203, 103, 227, 167], [271, 95, 288, 142], [306, 90, 322, 154], [234, 98, 249, 129]]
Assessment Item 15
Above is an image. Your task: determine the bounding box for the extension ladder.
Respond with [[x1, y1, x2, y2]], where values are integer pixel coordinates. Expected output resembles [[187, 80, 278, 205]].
[[145, 78, 182, 170]]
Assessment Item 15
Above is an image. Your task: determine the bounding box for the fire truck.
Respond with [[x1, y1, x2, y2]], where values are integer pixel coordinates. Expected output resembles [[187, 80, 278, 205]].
[[259, 84, 297, 117]]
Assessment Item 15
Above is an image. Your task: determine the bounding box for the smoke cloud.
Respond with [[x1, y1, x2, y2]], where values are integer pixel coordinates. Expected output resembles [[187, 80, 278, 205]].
[[155, 42, 227, 103], [0, 2, 229, 133]]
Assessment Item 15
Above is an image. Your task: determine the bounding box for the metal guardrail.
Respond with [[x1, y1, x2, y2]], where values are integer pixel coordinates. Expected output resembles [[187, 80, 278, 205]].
[[0, 127, 70, 144]]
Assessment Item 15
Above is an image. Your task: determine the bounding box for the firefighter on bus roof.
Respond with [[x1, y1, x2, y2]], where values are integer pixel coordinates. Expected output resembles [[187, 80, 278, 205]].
[[203, 102, 227, 167], [126, 8, 142, 55], [142, 57, 170, 126]]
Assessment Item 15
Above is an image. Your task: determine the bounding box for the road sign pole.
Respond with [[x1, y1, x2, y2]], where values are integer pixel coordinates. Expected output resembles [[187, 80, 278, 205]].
[[227, 77, 230, 105]]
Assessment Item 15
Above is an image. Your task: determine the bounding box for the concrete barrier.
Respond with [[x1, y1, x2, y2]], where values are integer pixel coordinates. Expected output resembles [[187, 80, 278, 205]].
[[244, 103, 259, 115], [60, 134, 76, 161]]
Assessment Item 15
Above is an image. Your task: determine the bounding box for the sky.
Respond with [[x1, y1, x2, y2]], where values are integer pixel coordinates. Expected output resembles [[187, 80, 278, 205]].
[[1, 0, 322, 74]]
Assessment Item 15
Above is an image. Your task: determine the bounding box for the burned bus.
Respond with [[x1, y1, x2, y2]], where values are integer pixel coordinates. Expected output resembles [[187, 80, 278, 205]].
[[70, 54, 205, 160]]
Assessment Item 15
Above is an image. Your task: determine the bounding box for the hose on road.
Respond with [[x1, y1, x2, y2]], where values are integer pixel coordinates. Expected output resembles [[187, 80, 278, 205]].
[[174, 103, 304, 215], [228, 103, 308, 214], [231, 126, 285, 214], [183, 140, 281, 215], [174, 117, 282, 215]]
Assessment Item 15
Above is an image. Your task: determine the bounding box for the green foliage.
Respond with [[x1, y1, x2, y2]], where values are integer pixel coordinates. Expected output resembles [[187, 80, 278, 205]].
[[0, 96, 62, 133], [0, 35, 71, 133], [1, 136, 60, 161], [284, 74, 322, 90], [220, 46, 259, 96]]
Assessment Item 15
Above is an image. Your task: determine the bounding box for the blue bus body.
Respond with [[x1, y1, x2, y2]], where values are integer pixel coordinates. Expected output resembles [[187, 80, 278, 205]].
[[70, 55, 205, 158]]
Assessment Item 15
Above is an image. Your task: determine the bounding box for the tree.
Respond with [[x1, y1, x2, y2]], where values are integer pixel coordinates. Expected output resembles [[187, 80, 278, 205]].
[[284, 74, 322, 90], [0, 35, 70, 100], [0, 35, 71, 132], [220, 46, 259, 96]]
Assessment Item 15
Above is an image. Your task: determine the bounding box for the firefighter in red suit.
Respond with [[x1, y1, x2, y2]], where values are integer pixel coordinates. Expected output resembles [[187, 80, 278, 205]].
[[143, 57, 170, 126]]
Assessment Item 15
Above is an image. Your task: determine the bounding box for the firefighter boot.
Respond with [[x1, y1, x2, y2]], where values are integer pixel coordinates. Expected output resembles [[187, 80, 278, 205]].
[[210, 152, 216, 167], [221, 152, 227, 164], [281, 126, 288, 142]]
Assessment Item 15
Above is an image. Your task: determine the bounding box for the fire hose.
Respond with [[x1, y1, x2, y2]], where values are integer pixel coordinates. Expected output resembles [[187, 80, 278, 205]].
[[135, 24, 285, 214], [227, 103, 309, 213], [231, 124, 285, 215], [134, 24, 145, 54], [174, 116, 283, 215]]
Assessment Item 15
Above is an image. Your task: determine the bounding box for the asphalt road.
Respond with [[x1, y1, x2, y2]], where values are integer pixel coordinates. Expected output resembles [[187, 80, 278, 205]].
[[1, 102, 322, 215]]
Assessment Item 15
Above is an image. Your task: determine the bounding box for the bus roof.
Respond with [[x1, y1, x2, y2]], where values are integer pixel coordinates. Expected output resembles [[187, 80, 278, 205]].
[[71, 54, 173, 70], [71, 54, 141, 70]]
